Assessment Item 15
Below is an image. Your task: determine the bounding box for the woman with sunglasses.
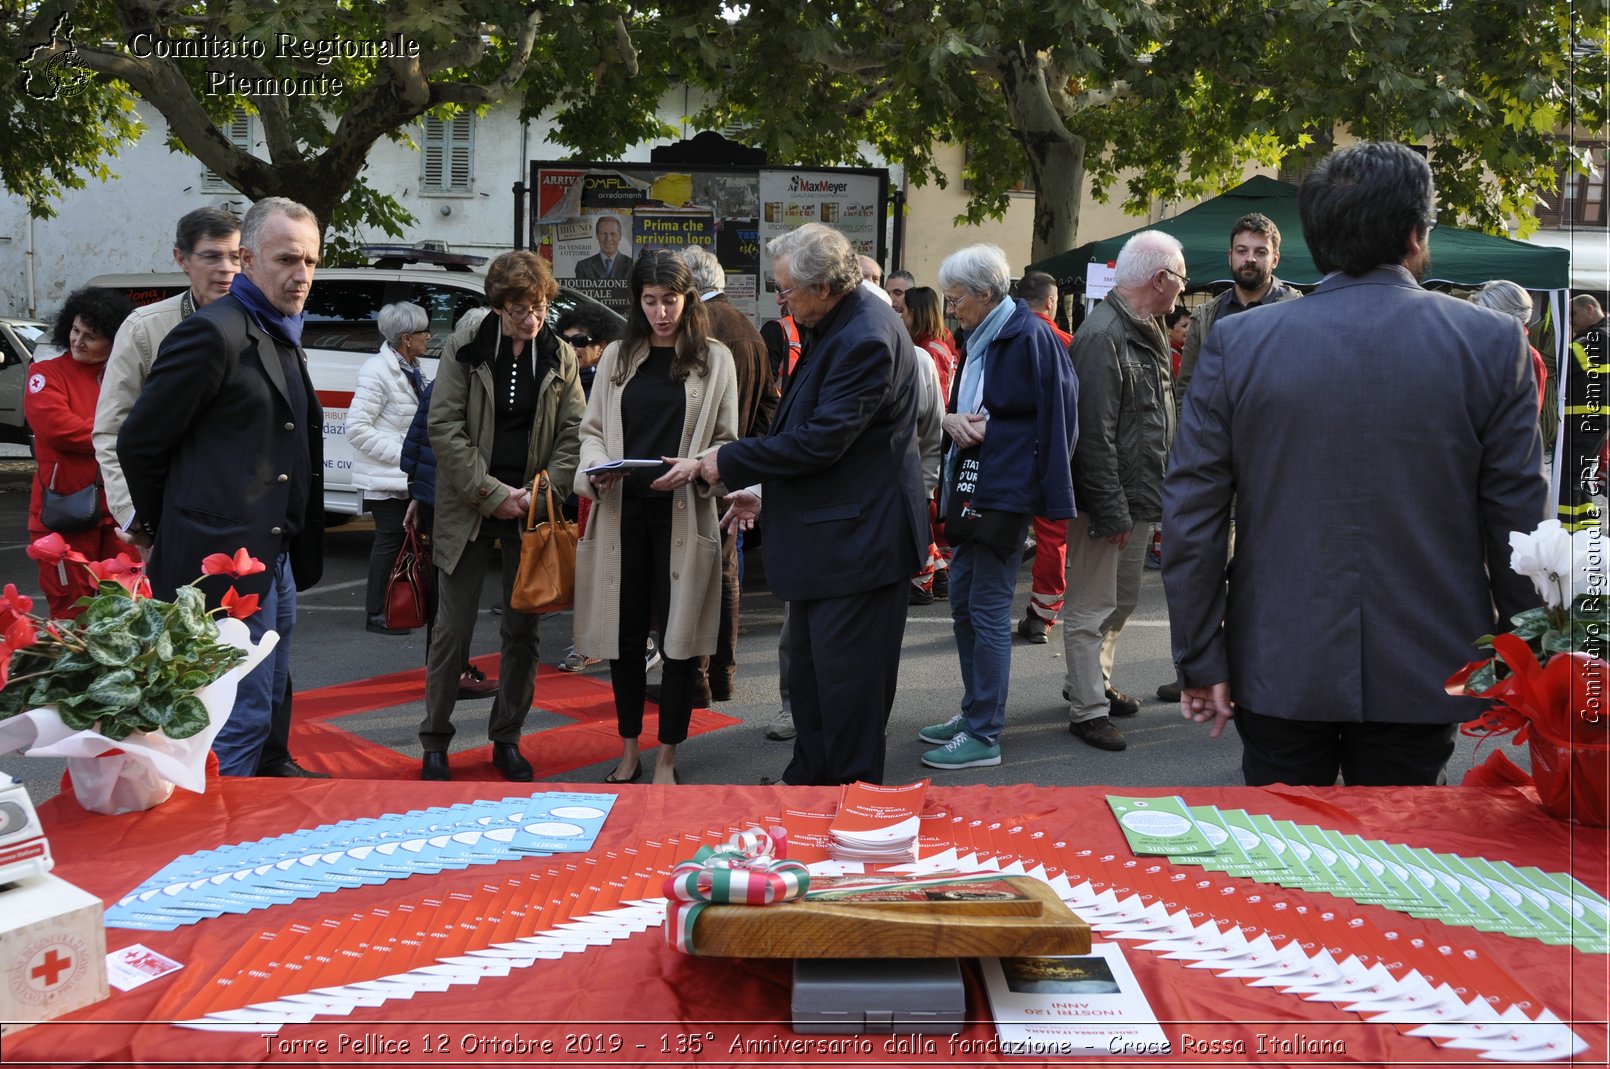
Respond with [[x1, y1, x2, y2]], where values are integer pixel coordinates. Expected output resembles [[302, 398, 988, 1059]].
[[572, 249, 737, 786]]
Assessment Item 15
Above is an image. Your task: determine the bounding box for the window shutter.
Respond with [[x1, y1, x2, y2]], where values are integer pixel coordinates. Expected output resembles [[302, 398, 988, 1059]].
[[422, 115, 474, 194], [447, 116, 473, 192], [202, 109, 252, 191], [422, 116, 446, 190]]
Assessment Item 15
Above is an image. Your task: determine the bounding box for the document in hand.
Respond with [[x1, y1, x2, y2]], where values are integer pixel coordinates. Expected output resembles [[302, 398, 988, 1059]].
[[580, 459, 664, 475]]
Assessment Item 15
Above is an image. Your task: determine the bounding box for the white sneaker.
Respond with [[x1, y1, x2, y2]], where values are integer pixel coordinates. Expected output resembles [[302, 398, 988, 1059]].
[[765, 708, 796, 741], [556, 645, 601, 672]]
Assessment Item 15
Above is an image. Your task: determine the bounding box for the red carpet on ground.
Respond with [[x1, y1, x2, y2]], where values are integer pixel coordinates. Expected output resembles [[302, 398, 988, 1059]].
[[286, 657, 742, 780]]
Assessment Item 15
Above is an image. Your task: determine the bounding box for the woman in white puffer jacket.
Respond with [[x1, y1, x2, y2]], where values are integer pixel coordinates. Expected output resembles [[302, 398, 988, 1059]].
[[350, 301, 431, 634]]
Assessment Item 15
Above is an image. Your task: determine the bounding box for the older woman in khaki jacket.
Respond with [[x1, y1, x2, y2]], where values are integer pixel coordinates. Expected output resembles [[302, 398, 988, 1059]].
[[420, 251, 585, 782], [572, 250, 737, 785]]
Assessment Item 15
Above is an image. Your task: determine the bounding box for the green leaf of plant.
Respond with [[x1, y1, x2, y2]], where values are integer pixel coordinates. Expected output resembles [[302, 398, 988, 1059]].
[[98, 712, 136, 741], [1466, 659, 1500, 694], [1509, 608, 1551, 640], [128, 600, 166, 642], [1542, 630, 1576, 655], [165, 695, 211, 740], [143, 699, 175, 727], [83, 596, 138, 630], [57, 703, 102, 731], [174, 586, 208, 627], [85, 630, 142, 667], [87, 669, 141, 711]]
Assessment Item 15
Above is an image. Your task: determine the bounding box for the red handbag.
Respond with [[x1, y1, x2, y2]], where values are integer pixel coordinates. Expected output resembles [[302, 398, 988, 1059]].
[[384, 525, 433, 630]]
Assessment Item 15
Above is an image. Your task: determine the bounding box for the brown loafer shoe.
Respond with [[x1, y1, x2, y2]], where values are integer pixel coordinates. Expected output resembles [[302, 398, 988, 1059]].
[[1069, 716, 1128, 751], [1105, 687, 1140, 718]]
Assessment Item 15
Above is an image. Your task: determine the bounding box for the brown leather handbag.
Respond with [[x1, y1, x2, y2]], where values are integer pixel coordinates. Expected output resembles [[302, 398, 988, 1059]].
[[510, 472, 578, 614]]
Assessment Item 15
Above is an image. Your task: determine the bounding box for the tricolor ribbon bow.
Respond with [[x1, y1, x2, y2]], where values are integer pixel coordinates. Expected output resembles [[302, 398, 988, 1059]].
[[663, 826, 809, 954]]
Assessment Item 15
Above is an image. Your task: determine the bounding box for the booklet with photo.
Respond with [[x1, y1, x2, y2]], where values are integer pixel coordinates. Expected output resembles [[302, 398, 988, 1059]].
[[981, 941, 1170, 1056]]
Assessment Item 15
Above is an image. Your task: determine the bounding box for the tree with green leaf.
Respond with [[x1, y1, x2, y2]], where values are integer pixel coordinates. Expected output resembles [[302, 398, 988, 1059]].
[[5, 1, 1606, 264], [678, 0, 1608, 263], [3, 0, 677, 255]]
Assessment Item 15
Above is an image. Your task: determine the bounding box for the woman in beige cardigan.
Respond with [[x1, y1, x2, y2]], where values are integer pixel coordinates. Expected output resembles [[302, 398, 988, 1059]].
[[572, 250, 738, 785]]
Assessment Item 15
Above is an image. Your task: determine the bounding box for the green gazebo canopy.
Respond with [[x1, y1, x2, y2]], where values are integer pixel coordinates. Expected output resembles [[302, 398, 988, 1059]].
[[1028, 175, 1569, 292]]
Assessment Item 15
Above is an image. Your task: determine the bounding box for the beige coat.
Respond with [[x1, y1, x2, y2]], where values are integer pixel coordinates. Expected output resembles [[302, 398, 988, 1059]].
[[571, 338, 737, 662], [94, 291, 190, 527]]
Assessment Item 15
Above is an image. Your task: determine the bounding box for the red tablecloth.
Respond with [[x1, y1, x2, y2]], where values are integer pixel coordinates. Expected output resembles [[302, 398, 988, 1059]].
[[7, 779, 1607, 1067]]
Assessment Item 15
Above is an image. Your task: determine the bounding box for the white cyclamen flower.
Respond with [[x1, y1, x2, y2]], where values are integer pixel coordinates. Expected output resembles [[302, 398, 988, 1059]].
[[1510, 520, 1607, 610]]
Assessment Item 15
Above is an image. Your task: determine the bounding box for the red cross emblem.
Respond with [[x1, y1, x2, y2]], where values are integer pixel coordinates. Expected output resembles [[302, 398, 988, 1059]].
[[30, 948, 72, 987]]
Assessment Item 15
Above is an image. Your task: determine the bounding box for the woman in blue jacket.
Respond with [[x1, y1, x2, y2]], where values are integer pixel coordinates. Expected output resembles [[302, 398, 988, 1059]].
[[918, 244, 1078, 771]]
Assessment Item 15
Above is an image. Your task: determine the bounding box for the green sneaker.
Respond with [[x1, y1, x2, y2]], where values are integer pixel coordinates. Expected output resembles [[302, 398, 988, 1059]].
[[917, 713, 968, 744], [922, 731, 1002, 769]]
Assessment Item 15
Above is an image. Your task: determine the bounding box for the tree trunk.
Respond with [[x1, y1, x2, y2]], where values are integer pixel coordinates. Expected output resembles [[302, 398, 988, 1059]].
[[996, 47, 1085, 269]]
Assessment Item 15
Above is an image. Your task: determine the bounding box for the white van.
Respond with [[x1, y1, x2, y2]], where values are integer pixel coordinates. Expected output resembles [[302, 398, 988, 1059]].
[[91, 249, 622, 517], [0, 317, 48, 446]]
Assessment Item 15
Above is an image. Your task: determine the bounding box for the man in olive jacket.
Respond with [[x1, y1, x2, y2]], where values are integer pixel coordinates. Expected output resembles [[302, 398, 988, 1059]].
[[1063, 231, 1185, 753], [419, 251, 585, 782]]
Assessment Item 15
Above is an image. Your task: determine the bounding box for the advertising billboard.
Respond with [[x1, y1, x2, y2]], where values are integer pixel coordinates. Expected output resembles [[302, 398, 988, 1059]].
[[529, 160, 889, 325]]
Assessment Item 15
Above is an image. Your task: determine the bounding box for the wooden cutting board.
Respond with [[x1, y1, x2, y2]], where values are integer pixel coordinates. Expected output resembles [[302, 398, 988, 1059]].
[[685, 875, 1091, 959]]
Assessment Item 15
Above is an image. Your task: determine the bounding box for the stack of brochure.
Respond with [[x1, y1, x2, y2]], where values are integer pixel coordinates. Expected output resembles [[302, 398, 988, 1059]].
[[1105, 794, 1609, 953], [827, 780, 928, 863]]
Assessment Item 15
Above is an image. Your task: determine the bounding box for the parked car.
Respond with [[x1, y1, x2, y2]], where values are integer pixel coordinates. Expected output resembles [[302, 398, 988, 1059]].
[[0, 317, 49, 446], [90, 248, 624, 517]]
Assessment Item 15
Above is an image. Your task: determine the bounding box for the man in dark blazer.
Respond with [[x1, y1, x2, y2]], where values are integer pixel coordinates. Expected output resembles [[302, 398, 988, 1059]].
[[1163, 142, 1546, 787], [573, 216, 633, 280], [692, 223, 927, 785], [119, 197, 325, 778]]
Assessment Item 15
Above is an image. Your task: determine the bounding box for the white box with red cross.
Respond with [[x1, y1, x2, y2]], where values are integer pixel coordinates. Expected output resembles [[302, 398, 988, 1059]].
[[0, 873, 107, 1035]]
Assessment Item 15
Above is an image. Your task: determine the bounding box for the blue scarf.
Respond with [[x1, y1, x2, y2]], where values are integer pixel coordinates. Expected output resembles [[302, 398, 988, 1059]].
[[954, 295, 1015, 415], [230, 272, 305, 347]]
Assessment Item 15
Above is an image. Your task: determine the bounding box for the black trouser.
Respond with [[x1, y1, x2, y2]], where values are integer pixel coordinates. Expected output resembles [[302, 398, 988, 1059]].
[[1233, 707, 1457, 787], [1560, 415, 1607, 530], [255, 672, 293, 773], [782, 579, 909, 786], [612, 495, 695, 744], [364, 496, 410, 616], [696, 524, 741, 698]]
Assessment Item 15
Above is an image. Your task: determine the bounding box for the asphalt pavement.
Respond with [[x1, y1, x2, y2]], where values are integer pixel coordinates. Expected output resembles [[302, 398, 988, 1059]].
[[0, 452, 1507, 805]]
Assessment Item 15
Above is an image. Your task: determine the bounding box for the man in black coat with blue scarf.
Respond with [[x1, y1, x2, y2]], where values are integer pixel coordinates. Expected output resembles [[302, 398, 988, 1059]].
[[120, 197, 325, 778]]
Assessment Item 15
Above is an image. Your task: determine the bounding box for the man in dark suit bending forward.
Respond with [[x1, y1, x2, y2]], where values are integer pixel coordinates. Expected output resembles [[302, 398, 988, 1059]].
[[688, 224, 928, 784]]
